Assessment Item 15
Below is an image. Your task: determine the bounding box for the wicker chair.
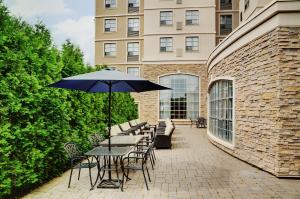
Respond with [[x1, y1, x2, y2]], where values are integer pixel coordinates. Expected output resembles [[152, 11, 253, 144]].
[[64, 142, 97, 188]]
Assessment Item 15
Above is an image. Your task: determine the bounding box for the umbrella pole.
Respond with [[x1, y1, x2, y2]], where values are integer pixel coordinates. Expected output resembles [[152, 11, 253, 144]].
[[108, 82, 112, 180]]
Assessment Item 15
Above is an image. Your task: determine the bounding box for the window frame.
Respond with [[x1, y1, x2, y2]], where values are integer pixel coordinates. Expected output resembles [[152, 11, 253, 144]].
[[104, 0, 117, 9], [160, 37, 173, 52], [220, 14, 233, 35], [104, 43, 117, 57], [159, 73, 200, 120], [185, 36, 199, 52], [160, 11, 173, 26], [128, 18, 140, 32], [208, 77, 235, 149], [127, 66, 140, 77], [104, 18, 117, 32], [128, 0, 139, 8], [185, 10, 199, 25], [127, 42, 140, 56]]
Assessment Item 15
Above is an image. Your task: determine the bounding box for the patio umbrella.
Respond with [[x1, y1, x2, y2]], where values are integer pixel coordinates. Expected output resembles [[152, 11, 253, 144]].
[[49, 68, 169, 148], [48, 68, 170, 187]]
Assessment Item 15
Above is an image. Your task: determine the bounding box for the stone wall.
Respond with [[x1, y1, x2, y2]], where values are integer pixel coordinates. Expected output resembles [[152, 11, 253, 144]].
[[134, 64, 207, 124], [208, 27, 300, 177]]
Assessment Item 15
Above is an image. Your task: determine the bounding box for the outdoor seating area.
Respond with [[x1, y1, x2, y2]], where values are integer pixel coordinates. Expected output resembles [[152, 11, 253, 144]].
[[23, 126, 300, 199], [62, 119, 175, 191]]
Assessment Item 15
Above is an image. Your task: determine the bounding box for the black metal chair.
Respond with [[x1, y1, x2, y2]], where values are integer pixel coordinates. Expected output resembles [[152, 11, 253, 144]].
[[64, 142, 97, 188], [121, 147, 152, 191], [88, 134, 105, 148], [197, 117, 207, 128]]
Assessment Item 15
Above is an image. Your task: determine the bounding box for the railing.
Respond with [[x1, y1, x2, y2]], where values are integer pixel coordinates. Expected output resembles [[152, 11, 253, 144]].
[[220, 27, 232, 35], [128, 31, 139, 37], [128, 6, 139, 13], [127, 55, 139, 61]]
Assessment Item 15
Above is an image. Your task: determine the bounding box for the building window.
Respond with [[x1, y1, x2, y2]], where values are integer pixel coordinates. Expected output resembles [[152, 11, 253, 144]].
[[245, 0, 250, 10], [127, 42, 139, 61], [220, 15, 232, 35], [185, 36, 199, 52], [220, 0, 232, 10], [159, 74, 199, 119], [160, 11, 173, 26], [209, 80, 233, 143], [127, 67, 140, 77], [105, 0, 116, 8], [128, 18, 139, 36], [128, 0, 139, 12], [186, 10, 199, 25], [104, 43, 116, 56], [104, 19, 116, 32], [160, 37, 173, 52]]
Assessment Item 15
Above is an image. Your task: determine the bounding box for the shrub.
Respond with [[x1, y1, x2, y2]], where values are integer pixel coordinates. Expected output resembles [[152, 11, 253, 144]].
[[0, 2, 137, 198]]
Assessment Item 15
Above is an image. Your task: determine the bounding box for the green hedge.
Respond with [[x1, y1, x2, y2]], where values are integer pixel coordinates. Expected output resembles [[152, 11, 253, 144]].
[[0, 2, 137, 198]]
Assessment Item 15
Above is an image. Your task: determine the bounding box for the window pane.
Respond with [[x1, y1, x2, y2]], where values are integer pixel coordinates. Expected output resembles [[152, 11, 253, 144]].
[[105, 19, 116, 32], [209, 80, 233, 143], [104, 43, 116, 56], [160, 11, 173, 25], [186, 10, 199, 25], [127, 67, 139, 77], [159, 74, 199, 119]]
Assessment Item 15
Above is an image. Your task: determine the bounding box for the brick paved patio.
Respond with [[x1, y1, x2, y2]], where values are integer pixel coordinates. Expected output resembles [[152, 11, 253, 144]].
[[23, 126, 300, 199]]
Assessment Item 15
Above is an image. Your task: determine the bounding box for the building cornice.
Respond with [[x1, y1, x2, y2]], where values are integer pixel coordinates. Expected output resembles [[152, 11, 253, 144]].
[[144, 32, 216, 36], [207, 0, 300, 72], [95, 13, 144, 18], [144, 6, 215, 11], [95, 38, 143, 42]]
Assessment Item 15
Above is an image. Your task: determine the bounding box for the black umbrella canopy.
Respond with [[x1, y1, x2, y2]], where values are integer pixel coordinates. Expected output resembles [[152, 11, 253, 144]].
[[48, 69, 170, 92]]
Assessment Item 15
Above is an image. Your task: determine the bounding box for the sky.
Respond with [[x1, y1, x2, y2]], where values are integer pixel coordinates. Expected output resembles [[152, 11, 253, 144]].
[[3, 0, 95, 65]]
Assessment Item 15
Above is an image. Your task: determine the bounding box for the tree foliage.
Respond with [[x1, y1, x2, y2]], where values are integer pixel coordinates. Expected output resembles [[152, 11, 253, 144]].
[[0, 2, 137, 198]]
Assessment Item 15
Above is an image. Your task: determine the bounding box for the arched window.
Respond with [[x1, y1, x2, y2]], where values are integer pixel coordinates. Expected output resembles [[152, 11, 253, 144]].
[[209, 80, 233, 142], [159, 74, 199, 119]]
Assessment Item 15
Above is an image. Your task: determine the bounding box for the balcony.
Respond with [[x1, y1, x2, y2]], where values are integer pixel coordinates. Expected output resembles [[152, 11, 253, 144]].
[[128, 28, 139, 37], [127, 54, 139, 61], [128, 4, 139, 13], [220, 26, 232, 35]]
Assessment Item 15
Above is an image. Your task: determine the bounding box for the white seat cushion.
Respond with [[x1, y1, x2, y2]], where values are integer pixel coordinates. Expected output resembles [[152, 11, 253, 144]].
[[110, 125, 122, 136], [120, 122, 131, 131]]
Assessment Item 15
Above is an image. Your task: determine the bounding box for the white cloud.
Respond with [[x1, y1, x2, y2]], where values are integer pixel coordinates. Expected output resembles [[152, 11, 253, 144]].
[[9, 0, 71, 18], [53, 16, 95, 65]]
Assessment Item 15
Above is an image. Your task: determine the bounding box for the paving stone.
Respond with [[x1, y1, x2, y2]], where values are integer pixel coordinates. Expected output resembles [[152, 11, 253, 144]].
[[22, 126, 300, 199]]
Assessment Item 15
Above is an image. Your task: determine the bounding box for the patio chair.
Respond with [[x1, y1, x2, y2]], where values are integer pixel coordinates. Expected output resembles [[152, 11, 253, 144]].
[[197, 117, 207, 128], [88, 134, 105, 148], [137, 136, 156, 170], [64, 142, 97, 188], [121, 147, 152, 191]]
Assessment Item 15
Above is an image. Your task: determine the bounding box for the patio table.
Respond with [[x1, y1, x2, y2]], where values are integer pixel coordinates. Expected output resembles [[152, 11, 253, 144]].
[[85, 146, 132, 189], [100, 135, 145, 147]]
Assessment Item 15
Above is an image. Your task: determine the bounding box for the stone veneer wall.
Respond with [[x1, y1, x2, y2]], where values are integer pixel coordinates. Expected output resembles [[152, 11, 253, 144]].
[[136, 64, 207, 124], [208, 27, 300, 177]]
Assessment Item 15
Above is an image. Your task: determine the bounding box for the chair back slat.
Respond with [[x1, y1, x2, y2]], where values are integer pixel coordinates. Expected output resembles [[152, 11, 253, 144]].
[[64, 142, 82, 158]]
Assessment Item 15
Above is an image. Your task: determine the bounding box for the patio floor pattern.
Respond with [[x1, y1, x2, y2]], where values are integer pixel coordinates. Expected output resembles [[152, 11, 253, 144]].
[[23, 125, 300, 199]]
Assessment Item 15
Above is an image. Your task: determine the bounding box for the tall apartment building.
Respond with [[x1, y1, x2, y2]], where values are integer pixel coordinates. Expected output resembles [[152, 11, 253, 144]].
[[216, 0, 240, 44], [95, 0, 239, 124]]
